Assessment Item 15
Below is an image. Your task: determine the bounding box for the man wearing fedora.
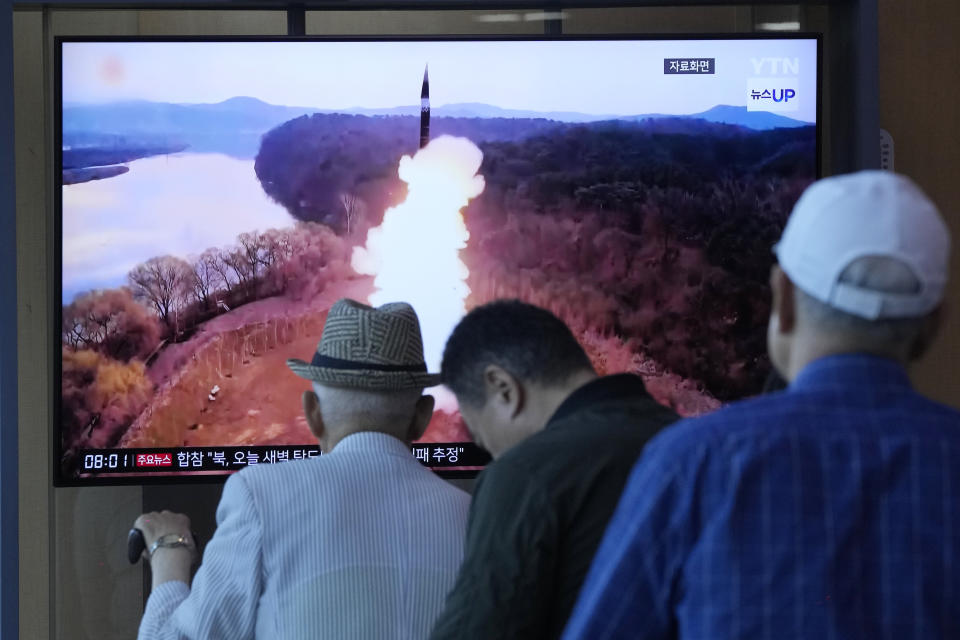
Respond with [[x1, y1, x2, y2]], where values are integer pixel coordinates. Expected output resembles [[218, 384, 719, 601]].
[[134, 299, 470, 640]]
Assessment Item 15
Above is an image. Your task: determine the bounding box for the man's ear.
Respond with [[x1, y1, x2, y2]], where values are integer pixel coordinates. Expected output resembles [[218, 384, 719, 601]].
[[909, 303, 944, 361], [771, 265, 797, 335], [302, 390, 326, 442], [483, 364, 523, 419], [406, 394, 435, 443]]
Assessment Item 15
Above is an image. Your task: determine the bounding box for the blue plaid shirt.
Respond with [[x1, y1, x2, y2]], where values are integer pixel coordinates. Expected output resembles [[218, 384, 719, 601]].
[[563, 354, 960, 640]]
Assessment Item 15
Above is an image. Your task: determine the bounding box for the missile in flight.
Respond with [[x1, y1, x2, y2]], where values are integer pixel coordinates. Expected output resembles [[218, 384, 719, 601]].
[[420, 65, 430, 149]]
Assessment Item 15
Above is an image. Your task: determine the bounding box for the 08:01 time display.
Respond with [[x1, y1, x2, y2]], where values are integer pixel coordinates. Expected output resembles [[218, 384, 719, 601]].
[[83, 453, 126, 469]]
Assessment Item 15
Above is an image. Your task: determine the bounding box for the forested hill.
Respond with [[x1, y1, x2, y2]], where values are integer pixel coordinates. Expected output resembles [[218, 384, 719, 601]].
[[254, 112, 566, 231], [458, 122, 815, 401], [476, 121, 816, 213], [253, 111, 814, 234], [468, 121, 815, 281]]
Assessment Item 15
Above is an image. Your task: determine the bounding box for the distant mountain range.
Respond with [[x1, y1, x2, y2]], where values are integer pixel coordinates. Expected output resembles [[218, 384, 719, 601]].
[[63, 96, 812, 145], [625, 105, 811, 131], [343, 102, 811, 130]]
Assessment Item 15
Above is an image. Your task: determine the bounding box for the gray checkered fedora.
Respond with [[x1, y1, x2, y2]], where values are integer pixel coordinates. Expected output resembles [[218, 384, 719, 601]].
[[287, 299, 440, 391]]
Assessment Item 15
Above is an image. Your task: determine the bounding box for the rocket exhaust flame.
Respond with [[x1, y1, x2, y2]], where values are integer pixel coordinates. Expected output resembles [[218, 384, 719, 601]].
[[352, 136, 485, 390]]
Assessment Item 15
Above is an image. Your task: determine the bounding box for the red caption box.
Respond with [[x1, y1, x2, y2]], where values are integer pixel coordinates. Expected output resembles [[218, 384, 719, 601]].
[[136, 453, 173, 467]]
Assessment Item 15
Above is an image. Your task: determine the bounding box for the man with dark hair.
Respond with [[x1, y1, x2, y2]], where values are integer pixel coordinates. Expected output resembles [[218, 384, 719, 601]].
[[563, 171, 960, 639], [430, 300, 678, 640]]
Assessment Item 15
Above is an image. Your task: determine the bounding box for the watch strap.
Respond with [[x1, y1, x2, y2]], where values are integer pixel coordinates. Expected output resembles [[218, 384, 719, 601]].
[[149, 533, 193, 558]]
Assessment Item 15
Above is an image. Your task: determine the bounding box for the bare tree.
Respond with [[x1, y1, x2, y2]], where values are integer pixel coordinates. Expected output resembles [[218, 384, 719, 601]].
[[261, 228, 294, 270], [61, 288, 161, 361], [237, 232, 268, 279], [223, 247, 253, 294], [209, 249, 236, 292], [62, 307, 87, 350], [128, 256, 193, 329], [339, 192, 365, 235], [221, 232, 269, 297], [191, 249, 224, 309], [260, 228, 297, 292]]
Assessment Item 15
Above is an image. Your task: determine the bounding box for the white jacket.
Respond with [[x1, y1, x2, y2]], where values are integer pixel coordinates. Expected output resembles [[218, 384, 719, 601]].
[[138, 432, 470, 639]]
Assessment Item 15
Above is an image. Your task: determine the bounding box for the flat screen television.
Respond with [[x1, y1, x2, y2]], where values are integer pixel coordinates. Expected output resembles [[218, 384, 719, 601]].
[[56, 35, 820, 485]]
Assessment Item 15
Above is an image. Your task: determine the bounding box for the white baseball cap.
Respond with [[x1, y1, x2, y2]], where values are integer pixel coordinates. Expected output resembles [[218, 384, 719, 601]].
[[774, 170, 950, 320]]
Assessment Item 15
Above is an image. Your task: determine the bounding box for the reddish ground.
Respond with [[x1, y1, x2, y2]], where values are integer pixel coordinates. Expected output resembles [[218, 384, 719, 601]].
[[120, 266, 717, 452], [149, 277, 375, 388], [121, 276, 470, 449], [180, 329, 320, 447]]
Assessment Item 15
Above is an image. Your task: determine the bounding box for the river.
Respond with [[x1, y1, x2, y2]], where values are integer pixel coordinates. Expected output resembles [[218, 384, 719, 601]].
[[61, 152, 294, 303]]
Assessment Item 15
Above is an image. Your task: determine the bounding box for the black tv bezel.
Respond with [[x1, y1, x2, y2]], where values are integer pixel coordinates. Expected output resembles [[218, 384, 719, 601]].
[[53, 33, 823, 487]]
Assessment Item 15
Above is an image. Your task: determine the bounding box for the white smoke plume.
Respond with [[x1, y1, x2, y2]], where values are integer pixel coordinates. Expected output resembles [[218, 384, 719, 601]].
[[352, 135, 485, 377]]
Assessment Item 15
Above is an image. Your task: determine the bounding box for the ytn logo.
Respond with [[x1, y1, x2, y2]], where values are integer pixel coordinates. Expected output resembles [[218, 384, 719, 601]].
[[750, 57, 800, 75]]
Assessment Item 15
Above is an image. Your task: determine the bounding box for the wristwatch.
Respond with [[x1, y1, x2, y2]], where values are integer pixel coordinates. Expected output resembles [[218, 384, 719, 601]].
[[149, 533, 194, 558]]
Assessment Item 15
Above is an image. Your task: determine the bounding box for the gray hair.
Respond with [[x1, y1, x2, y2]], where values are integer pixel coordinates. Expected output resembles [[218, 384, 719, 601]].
[[796, 255, 929, 348], [312, 383, 422, 436]]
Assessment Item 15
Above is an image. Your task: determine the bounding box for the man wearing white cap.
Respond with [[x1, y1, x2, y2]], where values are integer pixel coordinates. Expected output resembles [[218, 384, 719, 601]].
[[562, 171, 960, 639], [133, 299, 470, 639]]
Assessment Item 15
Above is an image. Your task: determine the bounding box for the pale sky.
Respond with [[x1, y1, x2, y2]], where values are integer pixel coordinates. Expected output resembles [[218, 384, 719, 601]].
[[63, 39, 818, 122]]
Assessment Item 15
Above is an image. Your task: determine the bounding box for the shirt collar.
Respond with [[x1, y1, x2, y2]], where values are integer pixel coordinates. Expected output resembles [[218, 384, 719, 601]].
[[791, 353, 913, 393], [548, 374, 651, 426], [330, 431, 412, 456]]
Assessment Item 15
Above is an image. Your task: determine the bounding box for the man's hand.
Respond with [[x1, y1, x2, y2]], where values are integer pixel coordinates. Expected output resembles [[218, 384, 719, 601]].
[[133, 510, 197, 588]]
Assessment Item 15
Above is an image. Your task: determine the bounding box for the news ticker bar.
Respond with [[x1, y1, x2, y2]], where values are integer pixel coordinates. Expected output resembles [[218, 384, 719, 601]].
[[79, 442, 492, 474]]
